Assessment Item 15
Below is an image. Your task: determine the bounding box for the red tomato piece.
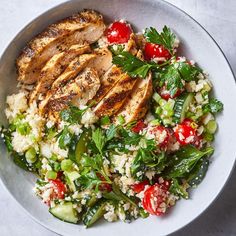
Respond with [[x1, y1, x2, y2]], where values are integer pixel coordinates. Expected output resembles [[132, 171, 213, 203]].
[[174, 119, 198, 145], [50, 179, 66, 199], [150, 126, 170, 147], [132, 180, 149, 193], [159, 85, 182, 100], [144, 42, 171, 62], [132, 120, 147, 133], [106, 21, 132, 44], [142, 181, 170, 216]]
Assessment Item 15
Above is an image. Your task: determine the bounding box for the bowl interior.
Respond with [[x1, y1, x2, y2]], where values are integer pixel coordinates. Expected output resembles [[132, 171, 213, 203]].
[[0, 0, 235, 235]]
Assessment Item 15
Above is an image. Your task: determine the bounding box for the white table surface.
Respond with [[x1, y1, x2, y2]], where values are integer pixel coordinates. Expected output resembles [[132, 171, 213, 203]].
[[0, 0, 235, 235]]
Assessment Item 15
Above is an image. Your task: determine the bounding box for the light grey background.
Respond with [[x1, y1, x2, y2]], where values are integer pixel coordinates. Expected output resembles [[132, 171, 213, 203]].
[[0, 0, 235, 235]]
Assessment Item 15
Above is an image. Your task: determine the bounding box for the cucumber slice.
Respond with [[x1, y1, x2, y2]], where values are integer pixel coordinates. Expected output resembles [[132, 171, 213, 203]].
[[49, 202, 78, 224], [82, 200, 107, 227], [173, 93, 193, 123], [75, 129, 91, 164]]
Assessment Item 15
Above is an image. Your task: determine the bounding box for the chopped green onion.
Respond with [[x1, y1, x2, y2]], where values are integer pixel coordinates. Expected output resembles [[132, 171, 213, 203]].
[[46, 170, 57, 180], [61, 159, 73, 171], [153, 92, 161, 103], [25, 147, 37, 163], [117, 115, 125, 125], [206, 120, 217, 134], [17, 122, 31, 135], [155, 106, 162, 115], [100, 116, 111, 126], [159, 98, 167, 106]]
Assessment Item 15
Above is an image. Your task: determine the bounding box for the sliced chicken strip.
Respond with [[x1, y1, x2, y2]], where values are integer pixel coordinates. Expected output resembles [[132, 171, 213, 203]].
[[92, 66, 123, 103], [87, 47, 112, 76], [29, 44, 91, 102], [51, 54, 96, 89], [17, 10, 105, 84], [39, 54, 96, 113], [114, 73, 153, 124], [93, 74, 137, 117], [46, 68, 100, 113]]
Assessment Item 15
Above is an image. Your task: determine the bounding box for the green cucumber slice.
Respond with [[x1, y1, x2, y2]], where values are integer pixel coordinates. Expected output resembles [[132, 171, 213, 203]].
[[173, 92, 193, 123], [82, 200, 107, 227], [49, 202, 78, 224]]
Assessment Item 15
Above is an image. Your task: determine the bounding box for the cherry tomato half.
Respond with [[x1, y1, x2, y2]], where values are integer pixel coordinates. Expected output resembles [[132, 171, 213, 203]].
[[132, 180, 149, 193], [49, 179, 66, 199], [174, 119, 198, 145], [142, 181, 170, 216], [144, 42, 171, 62], [132, 120, 147, 133], [106, 21, 132, 44]]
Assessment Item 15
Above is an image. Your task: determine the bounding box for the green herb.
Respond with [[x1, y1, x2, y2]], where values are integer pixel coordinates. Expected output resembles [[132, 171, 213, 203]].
[[203, 98, 223, 114], [92, 128, 106, 154], [159, 64, 184, 97], [105, 124, 117, 141], [169, 179, 189, 199], [79, 171, 103, 191], [58, 126, 73, 150], [112, 51, 157, 78], [175, 61, 200, 81], [166, 145, 214, 178], [144, 26, 176, 54], [186, 158, 209, 187], [60, 105, 88, 124]]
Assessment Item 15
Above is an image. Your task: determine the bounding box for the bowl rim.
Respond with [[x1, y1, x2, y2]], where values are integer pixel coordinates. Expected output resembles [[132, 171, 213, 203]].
[[0, 0, 235, 235]]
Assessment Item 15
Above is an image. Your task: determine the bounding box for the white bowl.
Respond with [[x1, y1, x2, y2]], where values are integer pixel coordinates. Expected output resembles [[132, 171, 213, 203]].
[[0, 0, 235, 235]]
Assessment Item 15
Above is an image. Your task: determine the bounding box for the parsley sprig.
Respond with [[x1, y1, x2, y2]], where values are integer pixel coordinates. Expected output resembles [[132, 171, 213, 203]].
[[144, 26, 176, 54], [112, 51, 157, 78]]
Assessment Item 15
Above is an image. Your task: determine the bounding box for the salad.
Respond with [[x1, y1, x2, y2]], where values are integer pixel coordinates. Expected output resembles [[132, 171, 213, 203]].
[[1, 10, 223, 227]]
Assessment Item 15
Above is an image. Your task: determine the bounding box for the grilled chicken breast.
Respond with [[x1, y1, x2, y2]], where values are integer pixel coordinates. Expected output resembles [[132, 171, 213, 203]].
[[87, 47, 113, 76], [92, 66, 123, 103], [93, 74, 136, 117], [46, 68, 100, 112], [39, 53, 96, 112], [51, 54, 96, 89], [17, 10, 105, 84], [29, 44, 91, 102], [114, 73, 153, 123]]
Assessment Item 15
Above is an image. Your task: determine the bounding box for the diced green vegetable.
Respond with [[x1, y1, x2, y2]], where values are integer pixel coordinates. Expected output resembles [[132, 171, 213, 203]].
[[153, 92, 161, 103], [61, 159, 73, 171], [65, 171, 80, 192], [206, 120, 217, 134]]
